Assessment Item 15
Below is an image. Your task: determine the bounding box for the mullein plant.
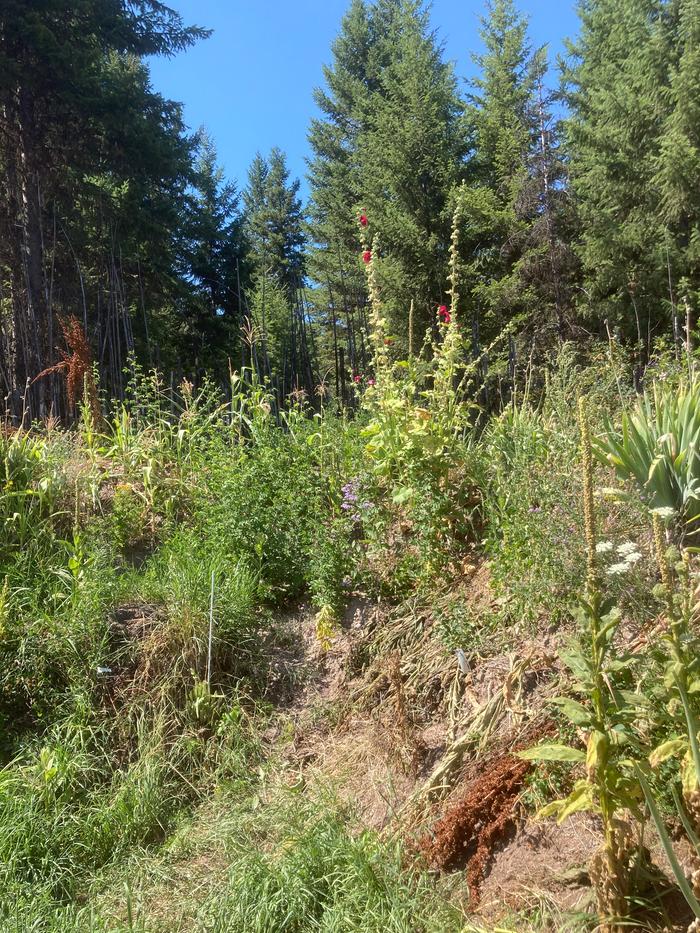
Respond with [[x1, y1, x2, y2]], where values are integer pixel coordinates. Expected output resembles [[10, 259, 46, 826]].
[[355, 208, 478, 582], [520, 397, 643, 933], [357, 213, 428, 490], [359, 198, 471, 461], [598, 381, 700, 927], [423, 186, 471, 446], [634, 511, 700, 930]]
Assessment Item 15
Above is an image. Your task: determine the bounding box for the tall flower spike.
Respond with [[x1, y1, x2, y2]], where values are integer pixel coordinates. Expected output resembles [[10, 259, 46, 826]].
[[448, 184, 465, 325], [578, 396, 598, 596], [363, 233, 389, 373]]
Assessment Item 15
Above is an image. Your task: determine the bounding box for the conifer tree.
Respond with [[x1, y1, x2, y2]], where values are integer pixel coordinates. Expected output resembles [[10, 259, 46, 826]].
[[243, 148, 305, 297], [178, 131, 245, 374], [0, 0, 209, 414], [562, 0, 671, 342], [307, 0, 377, 290], [656, 0, 700, 318], [243, 149, 310, 390], [461, 0, 571, 349], [359, 0, 466, 345], [308, 0, 465, 353]]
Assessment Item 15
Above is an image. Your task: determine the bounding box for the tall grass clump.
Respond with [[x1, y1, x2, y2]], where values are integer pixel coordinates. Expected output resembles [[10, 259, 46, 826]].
[[196, 792, 463, 933]]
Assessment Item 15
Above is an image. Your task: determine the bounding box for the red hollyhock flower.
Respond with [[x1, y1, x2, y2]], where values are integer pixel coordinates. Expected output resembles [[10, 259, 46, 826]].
[[362, 250, 372, 264], [359, 214, 368, 227], [353, 374, 362, 384], [438, 305, 451, 324]]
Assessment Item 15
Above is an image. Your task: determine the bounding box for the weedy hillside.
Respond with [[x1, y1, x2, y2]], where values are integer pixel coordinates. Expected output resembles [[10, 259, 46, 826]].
[[4, 203, 700, 933], [4, 3, 700, 930]]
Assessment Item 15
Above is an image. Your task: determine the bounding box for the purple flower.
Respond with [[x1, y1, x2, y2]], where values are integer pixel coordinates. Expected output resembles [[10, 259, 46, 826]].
[[341, 478, 364, 523]]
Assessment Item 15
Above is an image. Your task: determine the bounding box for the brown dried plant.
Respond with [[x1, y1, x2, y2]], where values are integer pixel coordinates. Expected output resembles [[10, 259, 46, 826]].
[[34, 316, 99, 420]]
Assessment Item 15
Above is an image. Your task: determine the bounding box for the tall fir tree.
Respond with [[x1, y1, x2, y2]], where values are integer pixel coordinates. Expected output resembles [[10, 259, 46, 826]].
[[561, 0, 672, 345], [306, 0, 379, 380], [359, 0, 466, 345], [178, 131, 246, 375], [461, 0, 572, 354], [0, 0, 210, 414], [655, 0, 700, 321], [243, 148, 311, 390], [307, 0, 465, 356], [243, 148, 305, 298]]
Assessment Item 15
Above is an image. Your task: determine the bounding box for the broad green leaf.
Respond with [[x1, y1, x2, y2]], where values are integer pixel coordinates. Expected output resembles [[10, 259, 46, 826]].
[[549, 697, 592, 727], [392, 487, 414, 505]]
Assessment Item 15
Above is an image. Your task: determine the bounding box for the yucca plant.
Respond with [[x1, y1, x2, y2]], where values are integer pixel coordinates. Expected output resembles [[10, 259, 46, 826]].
[[597, 382, 700, 541]]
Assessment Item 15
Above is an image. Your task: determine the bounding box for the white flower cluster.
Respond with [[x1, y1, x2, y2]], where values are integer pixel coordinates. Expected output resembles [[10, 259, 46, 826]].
[[596, 540, 642, 576]]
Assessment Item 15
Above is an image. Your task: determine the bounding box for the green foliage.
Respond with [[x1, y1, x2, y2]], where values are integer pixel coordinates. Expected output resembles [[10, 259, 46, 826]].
[[307, 0, 466, 350], [561, 0, 692, 339], [520, 597, 642, 822], [355, 308, 481, 590], [598, 381, 700, 539], [243, 147, 306, 298], [464, 0, 572, 340], [0, 431, 68, 556], [482, 401, 584, 623], [197, 431, 322, 603], [198, 794, 462, 933]]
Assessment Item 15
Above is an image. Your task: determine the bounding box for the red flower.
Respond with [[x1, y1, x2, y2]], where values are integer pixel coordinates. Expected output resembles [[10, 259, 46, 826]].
[[438, 305, 451, 324], [362, 250, 372, 264], [353, 374, 362, 384], [359, 214, 368, 227]]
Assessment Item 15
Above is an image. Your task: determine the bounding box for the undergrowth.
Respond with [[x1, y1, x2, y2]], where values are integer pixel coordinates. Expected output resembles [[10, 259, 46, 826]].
[[2, 338, 700, 932]]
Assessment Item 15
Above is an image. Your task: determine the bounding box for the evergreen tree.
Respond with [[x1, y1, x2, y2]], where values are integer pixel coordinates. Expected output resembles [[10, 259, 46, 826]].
[[359, 0, 466, 345], [243, 148, 305, 297], [307, 0, 379, 309], [656, 0, 700, 319], [178, 131, 246, 374], [308, 0, 465, 353], [562, 0, 671, 343], [242, 149, 311, 391], [0, 0, 209, 414], [461, 0, 572, 351], [306, 0, 379, 380]]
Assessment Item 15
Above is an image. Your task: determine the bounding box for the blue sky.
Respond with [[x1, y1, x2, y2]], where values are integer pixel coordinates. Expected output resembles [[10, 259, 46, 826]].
[[149, 1, 580, 198]]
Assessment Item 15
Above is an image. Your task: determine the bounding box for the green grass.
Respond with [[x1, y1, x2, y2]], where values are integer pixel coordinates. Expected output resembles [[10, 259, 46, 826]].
[[2, 354, 698, 932]]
